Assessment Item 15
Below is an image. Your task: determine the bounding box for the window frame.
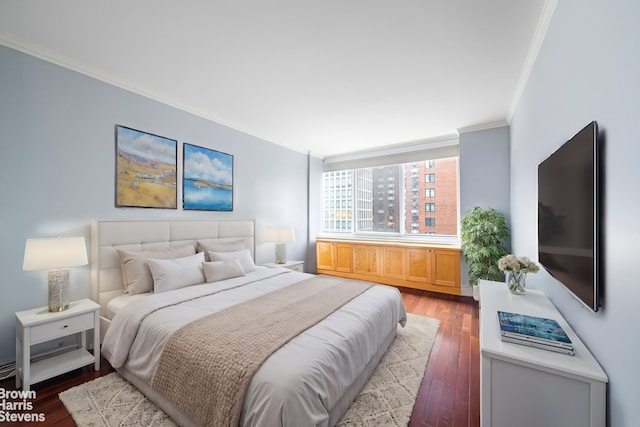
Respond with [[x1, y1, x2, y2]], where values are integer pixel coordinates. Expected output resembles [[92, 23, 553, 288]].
[[320, 157, 460, 244]]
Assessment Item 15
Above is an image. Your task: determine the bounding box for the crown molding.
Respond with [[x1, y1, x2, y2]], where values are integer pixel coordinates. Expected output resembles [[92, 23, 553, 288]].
[[322, 133, 459, 162], [0, 37, 304, 153], [507, 0, 558, 121], [457, 120, 509, 135]]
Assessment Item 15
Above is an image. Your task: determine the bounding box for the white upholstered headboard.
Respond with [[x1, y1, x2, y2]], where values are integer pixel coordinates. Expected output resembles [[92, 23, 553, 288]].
[[90, 218, 255, 320]]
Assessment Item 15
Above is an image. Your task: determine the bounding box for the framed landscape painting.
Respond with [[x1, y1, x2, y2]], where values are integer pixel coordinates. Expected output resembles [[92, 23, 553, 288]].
[[183, 143, 233, 211], [115, 125, 177, 209]]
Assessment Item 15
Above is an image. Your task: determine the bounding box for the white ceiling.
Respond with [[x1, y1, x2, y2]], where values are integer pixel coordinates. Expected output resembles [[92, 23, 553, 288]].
[[0, 0, 553, 158]]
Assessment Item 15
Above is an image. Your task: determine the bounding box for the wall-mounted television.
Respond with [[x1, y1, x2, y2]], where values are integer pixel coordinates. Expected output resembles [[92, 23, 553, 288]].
[[538, 121, 602, 312]]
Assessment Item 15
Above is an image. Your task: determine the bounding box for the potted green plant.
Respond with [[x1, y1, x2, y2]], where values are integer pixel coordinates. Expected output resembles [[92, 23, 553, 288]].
[[460, 206, 510, 298]]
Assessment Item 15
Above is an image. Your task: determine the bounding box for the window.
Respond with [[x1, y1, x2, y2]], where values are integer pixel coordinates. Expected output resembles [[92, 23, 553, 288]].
[[322, 157, 458, 238]]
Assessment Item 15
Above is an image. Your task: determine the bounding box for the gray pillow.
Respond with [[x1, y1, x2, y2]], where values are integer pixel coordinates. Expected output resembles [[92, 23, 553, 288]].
[[197, 239, 248, 261], [208, 249, 256, 273]]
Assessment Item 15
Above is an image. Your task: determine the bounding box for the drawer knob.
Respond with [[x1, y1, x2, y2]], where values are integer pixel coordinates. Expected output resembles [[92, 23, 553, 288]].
[[63, 325, 69, 328]]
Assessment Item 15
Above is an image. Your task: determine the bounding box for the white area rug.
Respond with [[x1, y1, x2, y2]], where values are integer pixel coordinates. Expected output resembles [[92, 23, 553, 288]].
[[60, 313, 439, 427]]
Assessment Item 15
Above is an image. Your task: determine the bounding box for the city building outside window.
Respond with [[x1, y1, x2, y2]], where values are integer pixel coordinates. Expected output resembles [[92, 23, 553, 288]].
[[322, 157, 458, 238]]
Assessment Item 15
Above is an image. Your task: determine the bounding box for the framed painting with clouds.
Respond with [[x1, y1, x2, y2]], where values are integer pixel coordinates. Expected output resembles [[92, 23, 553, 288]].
[[182, 143, 233, 211], [115, 125, 177, 208]]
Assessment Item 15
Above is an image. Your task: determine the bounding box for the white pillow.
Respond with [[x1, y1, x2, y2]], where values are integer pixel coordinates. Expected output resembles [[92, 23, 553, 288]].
[[147, 252, 206, 293], [208, 249, 256, 273], [117, 244, 196, 294], [202, 259, 245, 282]]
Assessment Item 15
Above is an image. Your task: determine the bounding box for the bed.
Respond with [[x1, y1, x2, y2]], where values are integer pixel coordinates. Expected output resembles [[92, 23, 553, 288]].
[[91, 219, 407, 427]]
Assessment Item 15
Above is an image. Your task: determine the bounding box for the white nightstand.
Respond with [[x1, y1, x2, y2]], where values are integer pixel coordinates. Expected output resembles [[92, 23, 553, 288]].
[[263, 260, 304, 272], [15, 298, 100, 391]]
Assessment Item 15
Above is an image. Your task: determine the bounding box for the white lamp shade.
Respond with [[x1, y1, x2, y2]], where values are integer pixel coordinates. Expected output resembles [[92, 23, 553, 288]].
[[23, 236, 88, 271], [265, 226, 296, 243]]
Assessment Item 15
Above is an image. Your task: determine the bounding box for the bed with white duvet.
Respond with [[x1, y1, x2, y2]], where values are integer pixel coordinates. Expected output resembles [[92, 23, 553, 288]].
[[92, 219, 406, 427]]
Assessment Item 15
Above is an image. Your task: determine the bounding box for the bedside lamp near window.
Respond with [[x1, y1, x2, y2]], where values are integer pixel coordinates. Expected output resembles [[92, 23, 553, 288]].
[[23, 236, 88, 312], [265, 226, 296, 264]]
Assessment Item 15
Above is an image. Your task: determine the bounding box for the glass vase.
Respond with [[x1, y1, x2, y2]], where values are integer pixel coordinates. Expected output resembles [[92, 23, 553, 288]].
[[507, 272, 526, 295]]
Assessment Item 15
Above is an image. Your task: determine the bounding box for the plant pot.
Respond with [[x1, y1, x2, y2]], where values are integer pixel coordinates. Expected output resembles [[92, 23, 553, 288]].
[[472, 284, 480, 301]]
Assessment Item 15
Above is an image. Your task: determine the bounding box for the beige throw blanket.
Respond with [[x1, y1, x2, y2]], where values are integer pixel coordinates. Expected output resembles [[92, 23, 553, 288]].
[[150, 275, 373, 427]]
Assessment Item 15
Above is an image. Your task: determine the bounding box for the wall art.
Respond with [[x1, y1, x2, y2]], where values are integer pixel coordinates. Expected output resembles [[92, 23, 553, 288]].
[[183, 143, 233, 211], [115, 125, 177, 209]]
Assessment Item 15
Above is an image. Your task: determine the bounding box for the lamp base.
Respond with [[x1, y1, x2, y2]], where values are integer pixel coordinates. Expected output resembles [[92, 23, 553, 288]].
[[48, 269, 70, 312], [274, 243, 287, 264]]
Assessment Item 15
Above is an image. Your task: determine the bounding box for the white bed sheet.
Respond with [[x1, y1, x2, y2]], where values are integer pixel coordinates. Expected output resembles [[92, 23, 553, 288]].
[[106, 293, 148, 320], [101, 268, 406, 427]]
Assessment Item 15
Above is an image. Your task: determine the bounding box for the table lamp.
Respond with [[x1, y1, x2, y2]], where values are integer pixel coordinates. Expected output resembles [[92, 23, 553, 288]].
[[23, 236, 88, 312], [265, 226, 295, 264]]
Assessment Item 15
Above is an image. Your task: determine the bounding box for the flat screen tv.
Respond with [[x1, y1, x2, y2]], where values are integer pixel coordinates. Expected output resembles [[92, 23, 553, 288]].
[[538, 121, 602, 312]]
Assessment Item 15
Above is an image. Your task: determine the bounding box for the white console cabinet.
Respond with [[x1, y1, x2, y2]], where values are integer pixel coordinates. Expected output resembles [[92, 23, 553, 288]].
[[479, 280, 607, 427]]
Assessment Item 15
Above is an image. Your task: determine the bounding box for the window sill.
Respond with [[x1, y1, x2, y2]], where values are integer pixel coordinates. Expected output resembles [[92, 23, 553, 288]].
[[316, 233, 460, 249]]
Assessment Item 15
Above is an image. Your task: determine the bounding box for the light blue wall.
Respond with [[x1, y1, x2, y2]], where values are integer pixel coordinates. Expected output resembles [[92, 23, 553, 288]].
[[306, 153, 323, 272], [459, 126, 511, 286], [459, 126, 511, 220], [510, 1, 640, 425], [0, 45, 322, 364]]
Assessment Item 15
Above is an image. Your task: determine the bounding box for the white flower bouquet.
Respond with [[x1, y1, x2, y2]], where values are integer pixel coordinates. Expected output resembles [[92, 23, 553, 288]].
[[498, 254, 539, 294], [497, 254, 540, 274]]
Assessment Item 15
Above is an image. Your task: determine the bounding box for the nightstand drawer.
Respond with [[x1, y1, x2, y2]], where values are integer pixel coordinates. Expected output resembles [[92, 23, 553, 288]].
[[289, 264, 304, 272], [30, 312, 94, 344]]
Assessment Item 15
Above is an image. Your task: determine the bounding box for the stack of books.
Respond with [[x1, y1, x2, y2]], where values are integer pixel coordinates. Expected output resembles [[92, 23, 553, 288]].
[[497, 311, 575, 355]]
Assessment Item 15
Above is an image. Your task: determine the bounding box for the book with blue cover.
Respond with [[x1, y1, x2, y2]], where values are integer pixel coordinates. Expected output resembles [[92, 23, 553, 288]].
[[497, 311, 574, 353]]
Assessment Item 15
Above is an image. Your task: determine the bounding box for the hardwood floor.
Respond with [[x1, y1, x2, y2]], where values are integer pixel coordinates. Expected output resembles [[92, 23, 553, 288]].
[[403, 288, 480, 427], [0, 288, 480, 427]]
